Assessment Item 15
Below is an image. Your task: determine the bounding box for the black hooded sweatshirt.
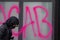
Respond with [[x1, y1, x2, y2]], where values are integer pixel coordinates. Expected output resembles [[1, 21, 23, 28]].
[[0, 16, 19, 40]]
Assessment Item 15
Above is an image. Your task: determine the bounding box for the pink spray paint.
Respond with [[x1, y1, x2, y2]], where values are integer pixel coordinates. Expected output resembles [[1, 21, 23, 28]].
[[0, 4, 52, 40], [33, 6, 52, 38], [0, 5, 6, 24], [23, 6, 37, 38], [8, 5, 19, 19]]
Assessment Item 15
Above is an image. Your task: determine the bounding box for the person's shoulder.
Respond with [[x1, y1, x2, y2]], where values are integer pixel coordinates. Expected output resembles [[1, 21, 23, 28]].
[[0, 24, 7, 31]]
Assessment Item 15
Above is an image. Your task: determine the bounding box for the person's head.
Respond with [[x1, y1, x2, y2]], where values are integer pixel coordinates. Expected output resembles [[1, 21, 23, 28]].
[[5, 16, 19, 29]]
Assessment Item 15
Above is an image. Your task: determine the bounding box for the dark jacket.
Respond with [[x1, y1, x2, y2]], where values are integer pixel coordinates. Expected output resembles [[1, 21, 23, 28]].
[[0, 24, 12, 40], [0, 16, 19, 40]]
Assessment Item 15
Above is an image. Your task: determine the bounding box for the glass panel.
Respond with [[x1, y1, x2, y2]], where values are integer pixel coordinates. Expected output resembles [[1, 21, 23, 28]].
[[0, 2, 19, 40], [23, 2, 53, 40]]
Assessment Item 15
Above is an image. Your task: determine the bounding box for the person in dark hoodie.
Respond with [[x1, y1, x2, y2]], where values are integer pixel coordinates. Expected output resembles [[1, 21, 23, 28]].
[[0, 16, 19, 40]]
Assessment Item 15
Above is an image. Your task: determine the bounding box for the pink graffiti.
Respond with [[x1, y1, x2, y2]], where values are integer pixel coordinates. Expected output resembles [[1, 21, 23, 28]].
[[12, 21, 34, 36], [0, 4, 52, 39], [0, 5, 34, 37], [0, 5, 6, 24], [23, 6, 37, 38], [33, 6, 52, 38], [24, 6, 52, 39], [8, 5, 19, 19]]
